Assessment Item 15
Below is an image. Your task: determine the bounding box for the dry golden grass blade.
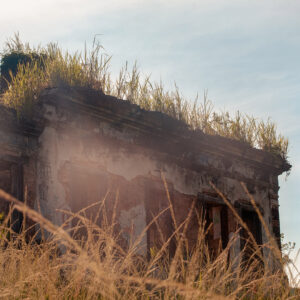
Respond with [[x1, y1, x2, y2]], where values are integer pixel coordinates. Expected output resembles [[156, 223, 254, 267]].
[[0, 181, 299, 299]]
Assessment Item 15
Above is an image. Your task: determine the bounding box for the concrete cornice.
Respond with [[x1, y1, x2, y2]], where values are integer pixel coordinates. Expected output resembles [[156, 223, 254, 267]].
[[38, 87, 290, 176]]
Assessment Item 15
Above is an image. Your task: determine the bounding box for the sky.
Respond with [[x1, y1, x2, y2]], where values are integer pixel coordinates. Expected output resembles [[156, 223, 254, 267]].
[[1, 0, 300, 277]]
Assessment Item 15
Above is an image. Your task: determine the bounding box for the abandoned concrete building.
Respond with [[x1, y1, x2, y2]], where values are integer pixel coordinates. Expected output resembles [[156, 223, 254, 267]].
[[0, 87, 291, 264]]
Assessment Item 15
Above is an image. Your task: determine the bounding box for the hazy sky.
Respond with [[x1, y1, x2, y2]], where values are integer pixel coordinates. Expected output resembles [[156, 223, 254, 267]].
[[1, 0, 300, 273]]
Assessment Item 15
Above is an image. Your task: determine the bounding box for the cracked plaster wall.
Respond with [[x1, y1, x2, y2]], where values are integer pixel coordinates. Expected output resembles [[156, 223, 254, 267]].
[[32, 100, 277, 259]]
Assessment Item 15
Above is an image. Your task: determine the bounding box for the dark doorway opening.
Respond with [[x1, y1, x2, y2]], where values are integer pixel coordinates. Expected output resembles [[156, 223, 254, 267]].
[[144, 178, 174, 260], [240, 209, 263, 268], [203, 204, 229, 258], [10, 163, 24, 233]]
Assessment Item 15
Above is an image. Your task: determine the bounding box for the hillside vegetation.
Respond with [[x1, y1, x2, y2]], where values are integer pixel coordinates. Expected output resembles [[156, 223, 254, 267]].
[[0, 35, 289, 160]]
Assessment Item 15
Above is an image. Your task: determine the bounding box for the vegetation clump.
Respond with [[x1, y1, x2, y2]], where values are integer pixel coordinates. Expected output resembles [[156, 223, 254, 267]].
[[0, 34, 289, 160], [0, 184, 299, 299]]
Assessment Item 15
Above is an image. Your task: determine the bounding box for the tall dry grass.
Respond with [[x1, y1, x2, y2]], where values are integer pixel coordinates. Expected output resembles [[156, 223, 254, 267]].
[[0, 34, 289, 160], [0, 184, 299, 300]]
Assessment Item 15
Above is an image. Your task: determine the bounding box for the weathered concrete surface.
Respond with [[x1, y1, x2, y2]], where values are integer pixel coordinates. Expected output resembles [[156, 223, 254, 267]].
[[0, 86, 290, 267]]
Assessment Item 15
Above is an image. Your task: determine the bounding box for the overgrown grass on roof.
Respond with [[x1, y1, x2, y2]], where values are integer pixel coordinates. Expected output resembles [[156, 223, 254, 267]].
[[0, 34, 289, 160]]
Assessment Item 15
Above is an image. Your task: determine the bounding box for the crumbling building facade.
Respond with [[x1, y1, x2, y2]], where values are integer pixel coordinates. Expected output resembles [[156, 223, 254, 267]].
[[0, 87, 290, 265]]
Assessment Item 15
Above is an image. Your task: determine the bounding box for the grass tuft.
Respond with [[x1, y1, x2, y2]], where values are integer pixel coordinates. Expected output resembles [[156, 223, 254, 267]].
[[0, 34, 289, 160]]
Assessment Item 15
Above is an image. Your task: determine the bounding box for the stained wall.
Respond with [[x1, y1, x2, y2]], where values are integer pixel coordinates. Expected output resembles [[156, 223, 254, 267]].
[[0, 87, 289, 266]]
